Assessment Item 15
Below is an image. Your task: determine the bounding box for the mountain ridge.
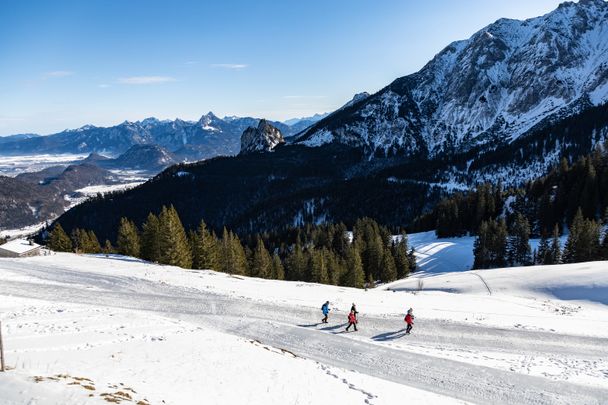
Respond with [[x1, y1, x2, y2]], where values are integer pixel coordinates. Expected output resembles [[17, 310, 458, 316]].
[[0, 113, 326, 161], [296, 0, 608, 161]]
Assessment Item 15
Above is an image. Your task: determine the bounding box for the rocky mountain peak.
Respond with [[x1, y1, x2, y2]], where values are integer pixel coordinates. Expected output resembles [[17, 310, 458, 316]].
[[239, 119, 285, 155], [296, 0, 608, 157]]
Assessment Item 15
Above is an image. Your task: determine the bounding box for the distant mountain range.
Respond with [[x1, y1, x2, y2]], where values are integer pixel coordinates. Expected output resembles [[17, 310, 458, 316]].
[[50, 0, 608, 242], [0, 113, 328, 162], [0, 133, 40, 144]]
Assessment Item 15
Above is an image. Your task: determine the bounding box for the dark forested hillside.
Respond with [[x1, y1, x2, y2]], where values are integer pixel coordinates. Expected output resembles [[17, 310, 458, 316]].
[[47, 100, 608, 245], [413, 140, 608, 238], [52, 144, 439, 242]]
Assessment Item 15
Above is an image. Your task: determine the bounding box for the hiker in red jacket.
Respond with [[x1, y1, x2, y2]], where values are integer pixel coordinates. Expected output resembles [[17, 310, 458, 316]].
[[346, 309, 358, 332], [405, 308, 414, 334]]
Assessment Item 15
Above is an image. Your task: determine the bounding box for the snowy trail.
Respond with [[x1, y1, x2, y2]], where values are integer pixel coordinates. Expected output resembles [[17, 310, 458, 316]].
[[1, 260, 607, 404]]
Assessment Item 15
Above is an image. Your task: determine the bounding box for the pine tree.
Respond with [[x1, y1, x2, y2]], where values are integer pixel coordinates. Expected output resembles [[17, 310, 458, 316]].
[[140, 213, 161, 262], [536, 230, 551, 265], [353, 218, 384, 281], [507, 213, 532, 266], [473, 222, 490, 269], [408, 248, 417, 272], [270, 254, 285, 280], [158, 206, 192, 268], [563, 208, 601, 263], [330, 223, 349, 257], [285, 242, 307, 281], [380, 246, 397, 282], [191, 220, 219, 270], [580, 158, 599, 219], [251, 236, 272, 278], [392, 236, 410, 279], [600, 229, 608, 260], [231, 232, 249, 276], [48, 223, 72, 252], [344, 245, 365, 288], [310, 248, 329, 284], [548, 224, 562, 265], [220, 228, 248, 275], [103, 240, 114, 254], [116, 217, 141, 258], [579, 219, 601, 262], [473, 219, 507, 269], [87, 230, 101, 253], [71, 229, 98, 253], [563, 208, 583, 263]]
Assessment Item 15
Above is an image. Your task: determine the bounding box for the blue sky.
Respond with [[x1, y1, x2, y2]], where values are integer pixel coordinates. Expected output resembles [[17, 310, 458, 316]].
[[0, 0, 566, 135]]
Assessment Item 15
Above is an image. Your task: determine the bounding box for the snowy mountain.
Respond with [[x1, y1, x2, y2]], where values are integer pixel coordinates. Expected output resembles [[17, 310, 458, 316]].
[[104, 144, 178, 171], [283, 113, 329, 126], [0, 133, 40, 144], [297, 0, 608, 161], [0, 113, 318, 161], [239, 119, 286, 154]]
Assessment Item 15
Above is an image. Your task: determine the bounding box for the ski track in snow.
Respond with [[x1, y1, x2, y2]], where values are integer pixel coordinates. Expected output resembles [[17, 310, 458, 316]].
[[0, 256, 607, 404]]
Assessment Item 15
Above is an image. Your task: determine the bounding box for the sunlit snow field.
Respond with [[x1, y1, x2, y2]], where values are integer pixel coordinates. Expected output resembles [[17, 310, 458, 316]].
[[0, 239, 606, 404]]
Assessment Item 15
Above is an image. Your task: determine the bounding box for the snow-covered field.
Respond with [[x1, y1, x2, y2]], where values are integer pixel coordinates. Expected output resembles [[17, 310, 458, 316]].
[[1, 296, 454, 405], [408, 231, 569, 274], [0, 154, 88, 177], [0, 222, 48, 240], [74, 182, 144, 197], [0, 250, 607, 404]]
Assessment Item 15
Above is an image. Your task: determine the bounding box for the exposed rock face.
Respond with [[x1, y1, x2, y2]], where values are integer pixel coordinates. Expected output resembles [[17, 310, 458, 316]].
[[239, 119, 285, 154], [297, 0, 608, 156]]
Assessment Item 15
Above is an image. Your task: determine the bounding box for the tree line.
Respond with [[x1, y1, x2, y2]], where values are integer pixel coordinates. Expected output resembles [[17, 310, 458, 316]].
[[409, 142, 608, 269], [414, 141, 608, 239], [473, 208, 608, 269], [46, 210, 416, 288]]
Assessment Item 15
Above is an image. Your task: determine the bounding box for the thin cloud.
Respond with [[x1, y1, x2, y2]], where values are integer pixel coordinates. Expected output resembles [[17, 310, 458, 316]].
[[118, 76, 177, 85], [43, 70, 74, 79], [210, 64, 249, 70], [98, 84, 111, 88], [283, 95, 327, 99]]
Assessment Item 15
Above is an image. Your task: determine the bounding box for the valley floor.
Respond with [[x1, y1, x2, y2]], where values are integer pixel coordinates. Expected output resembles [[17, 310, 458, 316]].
[[0, 253, 607, 404]]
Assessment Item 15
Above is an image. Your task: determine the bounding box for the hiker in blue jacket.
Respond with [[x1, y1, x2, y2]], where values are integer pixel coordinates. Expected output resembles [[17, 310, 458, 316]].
[[321, 301, 330, 323]]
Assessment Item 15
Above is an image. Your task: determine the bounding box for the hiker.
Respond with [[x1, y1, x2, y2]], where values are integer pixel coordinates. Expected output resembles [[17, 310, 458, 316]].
[[321, 301, 330, 323], [350, 303, 359, 319], [405, 308, 414, 334], [346, 309, 358, 332]]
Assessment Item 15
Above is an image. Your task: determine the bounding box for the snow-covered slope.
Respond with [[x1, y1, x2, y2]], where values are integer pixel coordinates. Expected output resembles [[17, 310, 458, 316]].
[[0, 253, 607, 404], [407, 230, 569, 274], [1, 296, 449, 405], [298, 0, 608, 156]]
